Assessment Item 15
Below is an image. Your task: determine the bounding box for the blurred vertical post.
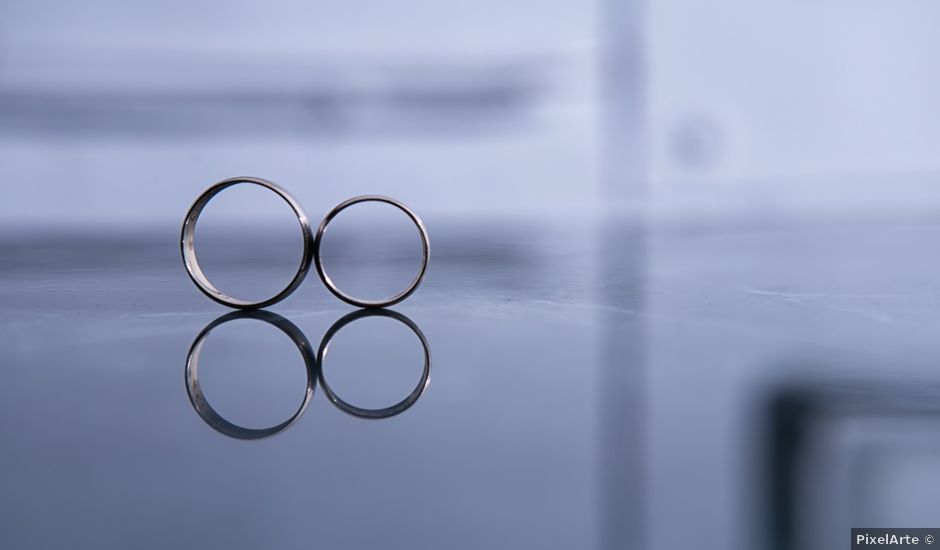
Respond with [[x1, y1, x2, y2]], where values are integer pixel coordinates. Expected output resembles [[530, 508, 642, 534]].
[[598, 0, 648, 548]]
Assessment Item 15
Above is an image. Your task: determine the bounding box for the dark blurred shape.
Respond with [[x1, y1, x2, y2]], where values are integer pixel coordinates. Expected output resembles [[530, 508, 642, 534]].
[[767, 379, 940, 550], [0, 59, 551, 140], [670, 115, 722, 172], [597, 216, 647, 550]]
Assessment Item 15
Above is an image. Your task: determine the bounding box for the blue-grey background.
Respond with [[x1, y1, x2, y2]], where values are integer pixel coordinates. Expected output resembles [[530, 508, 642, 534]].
[[2, 1, 940, 549]]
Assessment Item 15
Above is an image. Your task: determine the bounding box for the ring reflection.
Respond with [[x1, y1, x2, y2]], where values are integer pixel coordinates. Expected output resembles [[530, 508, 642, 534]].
[[318, 309, 432, 420], [185, 308, 431, 438], [185, 310, 317, 440]]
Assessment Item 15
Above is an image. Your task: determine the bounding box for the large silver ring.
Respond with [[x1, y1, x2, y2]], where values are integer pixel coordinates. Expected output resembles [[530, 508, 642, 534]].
[[181, 177, 313, 309], [185, 310, 318, 440], [317, 309, 431, 419], [313, 195, 429, 308]]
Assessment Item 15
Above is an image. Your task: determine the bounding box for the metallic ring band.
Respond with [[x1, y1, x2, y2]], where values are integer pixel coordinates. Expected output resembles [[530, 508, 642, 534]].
[[317, 309, 431, 419], [181, 177, 313, 309], [185, 310, 318, 440], [313, 195, 429, 308]]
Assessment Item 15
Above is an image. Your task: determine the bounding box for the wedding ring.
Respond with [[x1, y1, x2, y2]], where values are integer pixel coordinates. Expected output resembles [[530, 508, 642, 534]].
[[317, 309, 431, 419], [313, 195, 429, 308], [185, 310, 318, 440], [181, 177, 313, 309]]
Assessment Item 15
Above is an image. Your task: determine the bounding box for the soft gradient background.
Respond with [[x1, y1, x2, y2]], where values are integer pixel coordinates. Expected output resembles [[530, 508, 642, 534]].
[[2, 2, 940, 550]]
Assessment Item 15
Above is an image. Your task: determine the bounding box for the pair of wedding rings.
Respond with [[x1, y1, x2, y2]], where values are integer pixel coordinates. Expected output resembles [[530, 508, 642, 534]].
[[181, 177, 430, 309]]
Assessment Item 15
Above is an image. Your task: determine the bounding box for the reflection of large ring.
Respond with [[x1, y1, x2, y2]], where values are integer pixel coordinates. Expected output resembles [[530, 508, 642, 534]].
[[313, 195, 430, 308], [185, 310, 317, 440], [181, 177, 313, 309], [317, 309, 431, 419]]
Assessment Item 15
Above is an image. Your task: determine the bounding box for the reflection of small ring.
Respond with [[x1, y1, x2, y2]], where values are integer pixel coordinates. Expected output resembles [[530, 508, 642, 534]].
[[313, 195, 429, 308], [181, 177, 313, 309], [185, 310, 317, 440], [318, 309, 431, 419]]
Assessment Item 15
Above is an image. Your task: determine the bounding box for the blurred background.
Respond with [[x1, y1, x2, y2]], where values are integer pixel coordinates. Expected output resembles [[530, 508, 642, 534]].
[[0, 0, 601, 224], [3, 0, 940, 223], [3, 1, 940, 549]]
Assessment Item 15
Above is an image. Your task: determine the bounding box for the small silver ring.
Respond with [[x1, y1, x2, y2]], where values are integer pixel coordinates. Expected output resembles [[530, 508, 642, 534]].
[[313, 195, 429, 308], [185, 310, 318, 440], [317, 309, 431, 419], [181, 177, 313, 309]]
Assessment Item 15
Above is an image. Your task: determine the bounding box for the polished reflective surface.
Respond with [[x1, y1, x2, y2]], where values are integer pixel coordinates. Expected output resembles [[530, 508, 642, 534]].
[[0, 221, 603, 550], [4, 215, 940, 549]]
